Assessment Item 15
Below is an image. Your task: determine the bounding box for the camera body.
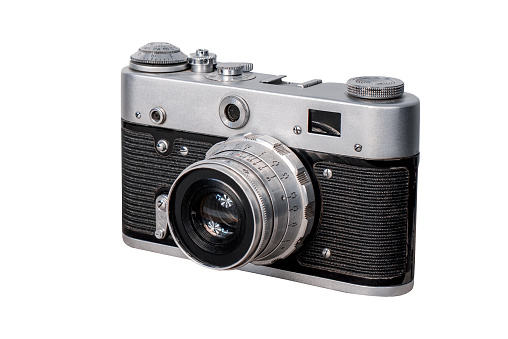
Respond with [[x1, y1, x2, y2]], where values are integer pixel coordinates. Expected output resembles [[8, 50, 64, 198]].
[[122, 42, 420, 296]]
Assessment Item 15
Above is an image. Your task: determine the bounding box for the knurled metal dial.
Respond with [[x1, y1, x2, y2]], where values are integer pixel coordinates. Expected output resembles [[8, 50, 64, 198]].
[[216, 62, 253, 75], [206, 62, 256, 82], [131, 42, 187, 64], [217, 63, 244, 76], [240, 63, 253, 72], [130, 42, 189, 73], [347, 76, 404, 99], [188, 49, 217, 73]]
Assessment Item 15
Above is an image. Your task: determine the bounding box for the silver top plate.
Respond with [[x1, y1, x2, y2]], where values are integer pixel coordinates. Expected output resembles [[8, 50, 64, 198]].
[[121, 67, 419, 159]]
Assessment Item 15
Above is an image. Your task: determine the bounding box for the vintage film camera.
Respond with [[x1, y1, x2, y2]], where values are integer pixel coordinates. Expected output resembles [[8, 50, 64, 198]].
[[122, 42, 419, 296]]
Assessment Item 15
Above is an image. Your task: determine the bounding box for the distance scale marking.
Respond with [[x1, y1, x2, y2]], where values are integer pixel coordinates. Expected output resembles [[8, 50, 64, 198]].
[[211, 142, 306, 261]]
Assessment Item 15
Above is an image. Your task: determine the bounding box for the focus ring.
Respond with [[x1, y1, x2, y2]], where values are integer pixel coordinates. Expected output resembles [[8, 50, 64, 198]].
[[206, 134, 315, 265], [204, 158, 272, 259]]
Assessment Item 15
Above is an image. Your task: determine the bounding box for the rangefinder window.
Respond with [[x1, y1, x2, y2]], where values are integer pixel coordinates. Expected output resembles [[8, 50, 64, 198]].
[[308, 109, 341, 137]]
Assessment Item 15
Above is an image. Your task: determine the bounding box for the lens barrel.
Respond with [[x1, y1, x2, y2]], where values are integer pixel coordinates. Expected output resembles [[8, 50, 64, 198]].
[[167, 133, 315, 269]]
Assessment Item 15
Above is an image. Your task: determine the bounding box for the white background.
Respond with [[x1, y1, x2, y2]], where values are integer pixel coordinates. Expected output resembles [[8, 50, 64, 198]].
[[1, 1, 507, 338]]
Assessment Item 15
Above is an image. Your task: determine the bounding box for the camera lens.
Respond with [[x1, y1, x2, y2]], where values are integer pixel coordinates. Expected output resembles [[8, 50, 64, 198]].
[[169, 170, 254, 267], [167, 134, 316, 270], [224, 104, 241, 122]]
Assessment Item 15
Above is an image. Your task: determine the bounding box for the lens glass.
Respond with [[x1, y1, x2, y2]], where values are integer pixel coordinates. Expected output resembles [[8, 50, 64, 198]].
[[175, 177, 249, 255], [224, 104, 240, 122], [194, 192, 239, 243], [170, 169, 258, 267]]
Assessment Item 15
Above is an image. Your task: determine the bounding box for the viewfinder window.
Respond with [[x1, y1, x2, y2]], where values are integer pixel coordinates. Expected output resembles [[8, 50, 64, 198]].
[[308, 109, 341, 137]]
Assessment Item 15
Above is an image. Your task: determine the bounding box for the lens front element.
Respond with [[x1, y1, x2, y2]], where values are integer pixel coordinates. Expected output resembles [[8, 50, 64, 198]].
[[199, 192, 237, 239], [224, 104, 241, 122]]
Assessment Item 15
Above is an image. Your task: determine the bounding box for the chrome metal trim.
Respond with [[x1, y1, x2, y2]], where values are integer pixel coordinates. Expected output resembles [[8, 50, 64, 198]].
[[123, 234, 414, 297], [130, 42, 188, 65], [297, 79, 322, 88], [149, 107, 166, 124], [218, 95, 250, 129], [155, 194, 169, 239], [205, 72, 256, 82], [129, 61, 190, 73], [217, 63, 244, 76], [188, 49, 217, 73], [156, 140, 168, 153], [121, 67, 419, 159], [347, 76, 404, 99], [261, 75, 287, 84]]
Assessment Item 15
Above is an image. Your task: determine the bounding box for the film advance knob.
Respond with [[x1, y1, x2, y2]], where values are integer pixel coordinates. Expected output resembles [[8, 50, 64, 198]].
[[130, 42, 189, 73], [346, 76, 404, 99]]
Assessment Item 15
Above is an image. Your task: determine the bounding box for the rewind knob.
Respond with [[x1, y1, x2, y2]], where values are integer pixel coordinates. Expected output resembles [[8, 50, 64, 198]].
[[130, 42, 189, 73]]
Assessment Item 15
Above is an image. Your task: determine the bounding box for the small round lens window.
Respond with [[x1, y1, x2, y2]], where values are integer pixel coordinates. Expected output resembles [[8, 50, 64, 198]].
[[195, 192, 239, 243], [224, 104, 241, 122]]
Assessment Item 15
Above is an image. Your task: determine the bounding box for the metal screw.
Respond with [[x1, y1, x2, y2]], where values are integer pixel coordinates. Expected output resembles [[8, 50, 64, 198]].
[[156, 140, 169, 153], [322, 248, 331, 258], [354, 144, 363, 152], [155, 228, 166, 239], [323, 169, 333, 179], [180, 146, 189, 156], [135, 112, 141, 119], [156, 198, 167, 211], [293, 125, 302, 135]]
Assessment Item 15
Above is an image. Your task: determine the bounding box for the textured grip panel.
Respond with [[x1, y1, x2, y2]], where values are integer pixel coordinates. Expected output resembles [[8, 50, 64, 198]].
[[298, 162, 410, 279], [122, 128, 211, 235]]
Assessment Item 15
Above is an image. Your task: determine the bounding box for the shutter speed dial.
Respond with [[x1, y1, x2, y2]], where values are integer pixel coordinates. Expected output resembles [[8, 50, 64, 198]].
[[206, 62, 255, 82], [217, 63, 253, 76]]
